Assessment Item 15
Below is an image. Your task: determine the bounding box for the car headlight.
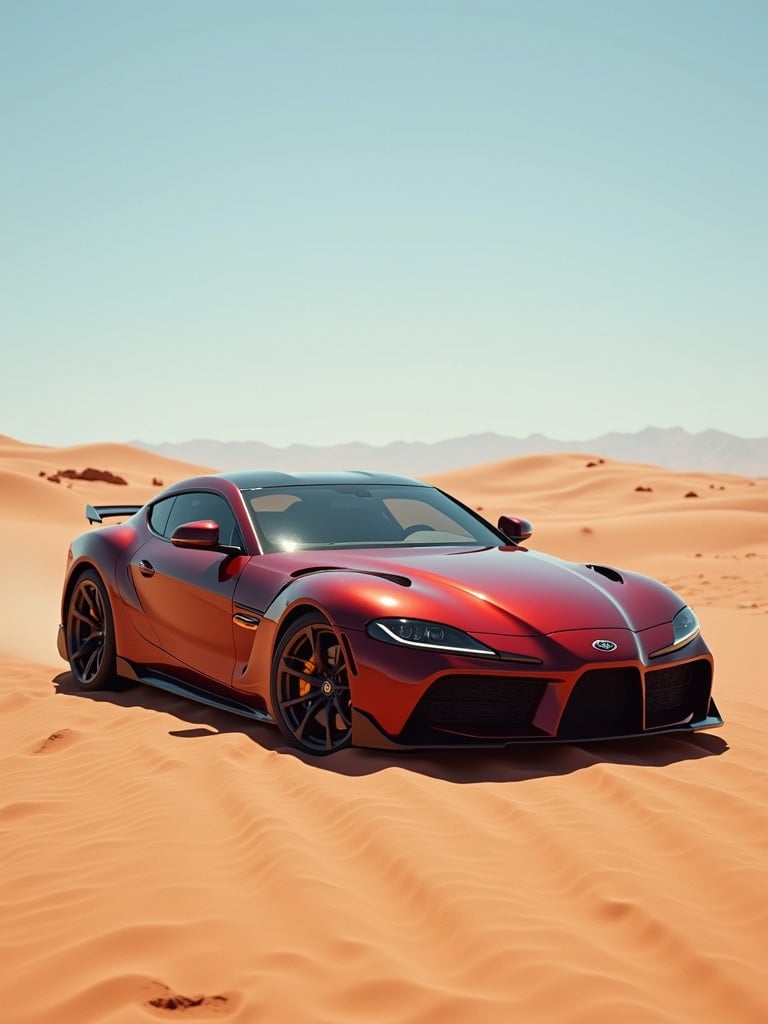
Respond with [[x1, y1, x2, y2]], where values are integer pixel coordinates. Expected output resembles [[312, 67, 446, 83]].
[[366, 618, 497, 657], [650, 605, 701, 658]]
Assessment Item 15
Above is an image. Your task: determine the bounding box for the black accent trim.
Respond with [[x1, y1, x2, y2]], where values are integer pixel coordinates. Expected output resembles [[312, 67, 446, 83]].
[[585, 564, 624, 584], [497, 651, 544, 664], [351, 705, 724, 751], [290, 566, 412, 587], [86, 504, 142, 524], [234, 601, 265, 616], [115, 657, 272, 723]]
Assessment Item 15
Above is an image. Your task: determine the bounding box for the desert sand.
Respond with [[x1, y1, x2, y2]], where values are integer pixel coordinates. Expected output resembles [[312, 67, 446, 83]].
[[0, 436, 766, 1024]]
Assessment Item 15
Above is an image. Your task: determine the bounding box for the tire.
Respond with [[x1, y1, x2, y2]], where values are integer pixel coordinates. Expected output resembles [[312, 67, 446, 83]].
[[270, 612, 353, 754], [65, 569, 118, 690]]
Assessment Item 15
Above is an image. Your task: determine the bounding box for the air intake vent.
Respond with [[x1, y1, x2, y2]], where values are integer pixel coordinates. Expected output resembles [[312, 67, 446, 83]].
[[558, 668, 642, 738], [404, 675, 547, 741], [644, 660, 712, 729]]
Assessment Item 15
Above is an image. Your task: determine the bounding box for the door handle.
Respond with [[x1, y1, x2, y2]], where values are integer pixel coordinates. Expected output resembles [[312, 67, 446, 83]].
[[137, 559, 155, 578], [233, 613, 260, 630]]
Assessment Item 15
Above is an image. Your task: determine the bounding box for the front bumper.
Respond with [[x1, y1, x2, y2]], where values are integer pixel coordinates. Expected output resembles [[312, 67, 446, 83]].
[[346, 626, 720, 749]]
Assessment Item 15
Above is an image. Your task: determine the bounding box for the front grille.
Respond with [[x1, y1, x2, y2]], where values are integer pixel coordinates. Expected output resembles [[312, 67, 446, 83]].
[[403, 675, 548, 742], [644, 660, 712, 729], [557, 668, 643, 739]]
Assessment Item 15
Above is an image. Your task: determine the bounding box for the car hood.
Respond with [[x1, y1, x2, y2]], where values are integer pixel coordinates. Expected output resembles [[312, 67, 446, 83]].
[[278, 545, 682, 635]]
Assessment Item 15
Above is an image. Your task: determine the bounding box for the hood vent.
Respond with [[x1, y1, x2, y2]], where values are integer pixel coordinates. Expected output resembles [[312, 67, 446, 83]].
[[290, 566, 412, 587], [585, 563, 624, 584]]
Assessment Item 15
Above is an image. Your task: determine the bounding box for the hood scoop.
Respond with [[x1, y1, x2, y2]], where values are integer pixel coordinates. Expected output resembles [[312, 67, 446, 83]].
[[585, 563, 624, 584]]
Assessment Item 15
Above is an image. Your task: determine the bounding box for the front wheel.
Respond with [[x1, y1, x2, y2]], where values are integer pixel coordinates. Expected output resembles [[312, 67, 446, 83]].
[[270, 613, 353, 754], [65, 569, 117, 690]]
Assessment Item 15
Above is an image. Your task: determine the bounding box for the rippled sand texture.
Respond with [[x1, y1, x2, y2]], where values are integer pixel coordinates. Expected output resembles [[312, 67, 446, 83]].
[[1, 436, 766, 1023]]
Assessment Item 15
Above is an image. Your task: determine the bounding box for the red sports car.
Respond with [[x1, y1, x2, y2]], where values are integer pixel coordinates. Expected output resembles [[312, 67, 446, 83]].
[[58, 471, 723, 754]]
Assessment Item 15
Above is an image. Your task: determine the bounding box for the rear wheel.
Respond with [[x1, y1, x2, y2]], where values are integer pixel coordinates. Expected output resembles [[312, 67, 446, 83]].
[[65, 570, 117, 690], [270, 613, 352, 754]]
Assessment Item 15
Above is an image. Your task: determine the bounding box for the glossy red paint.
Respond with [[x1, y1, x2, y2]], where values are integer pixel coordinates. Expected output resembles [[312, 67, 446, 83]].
[[57, 470, 722, 754], [129, 538, 239, 685], [259, 545, 684, 635]]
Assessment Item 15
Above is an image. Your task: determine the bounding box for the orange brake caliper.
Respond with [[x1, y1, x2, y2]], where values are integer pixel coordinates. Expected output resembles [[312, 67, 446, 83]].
[[300, 656, 315, 698]]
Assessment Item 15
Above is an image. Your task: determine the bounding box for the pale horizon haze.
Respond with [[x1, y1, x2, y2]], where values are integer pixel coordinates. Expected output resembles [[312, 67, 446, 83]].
[[2, 1, 766, 448]]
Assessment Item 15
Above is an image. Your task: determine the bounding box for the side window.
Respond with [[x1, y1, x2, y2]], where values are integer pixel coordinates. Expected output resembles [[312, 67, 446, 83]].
[[148, 497, 176, 537], [163, 492, 243, 548]]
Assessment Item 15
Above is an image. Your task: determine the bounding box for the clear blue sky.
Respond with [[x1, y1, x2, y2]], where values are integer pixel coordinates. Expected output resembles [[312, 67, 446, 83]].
[[2, 1, 766, 447]]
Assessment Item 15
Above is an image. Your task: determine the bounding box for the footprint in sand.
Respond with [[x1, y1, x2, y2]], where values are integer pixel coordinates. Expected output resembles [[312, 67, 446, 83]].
[[33, 728, 74, 754], [145, 983, 234, 1017]]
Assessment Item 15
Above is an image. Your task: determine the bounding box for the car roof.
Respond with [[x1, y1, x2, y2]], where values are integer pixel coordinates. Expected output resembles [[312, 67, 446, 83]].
[[219, 470, 427, 489]]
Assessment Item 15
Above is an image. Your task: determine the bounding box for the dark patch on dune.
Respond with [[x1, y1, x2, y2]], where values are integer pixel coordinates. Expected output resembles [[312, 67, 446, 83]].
[[150, 994, 205, 1009], [146, 983, 230, 1014], [46, 467, 128, 485]]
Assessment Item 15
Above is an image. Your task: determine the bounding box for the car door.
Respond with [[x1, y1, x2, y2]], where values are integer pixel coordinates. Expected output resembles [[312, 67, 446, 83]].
[[130, 490, 247, 686]]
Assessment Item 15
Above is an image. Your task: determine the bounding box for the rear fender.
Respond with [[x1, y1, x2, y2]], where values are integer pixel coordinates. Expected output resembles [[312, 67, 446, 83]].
[[64, 523, 161, 653]]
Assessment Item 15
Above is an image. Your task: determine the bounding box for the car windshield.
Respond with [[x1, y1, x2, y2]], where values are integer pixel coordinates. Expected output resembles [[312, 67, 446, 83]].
[[242, 484, 502, 553]]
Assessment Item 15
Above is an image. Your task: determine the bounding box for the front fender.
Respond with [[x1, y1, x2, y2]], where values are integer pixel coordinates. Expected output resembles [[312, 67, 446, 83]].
[[262, 567, 524, 637]]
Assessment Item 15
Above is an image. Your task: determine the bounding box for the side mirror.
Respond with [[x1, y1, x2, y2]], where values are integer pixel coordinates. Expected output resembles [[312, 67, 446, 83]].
[[171, 520, 221, 549], [498, 515, 533, 544]]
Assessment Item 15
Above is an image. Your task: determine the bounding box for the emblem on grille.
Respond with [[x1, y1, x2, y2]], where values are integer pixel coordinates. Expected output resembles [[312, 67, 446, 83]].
[[592, 639, 617, 652]]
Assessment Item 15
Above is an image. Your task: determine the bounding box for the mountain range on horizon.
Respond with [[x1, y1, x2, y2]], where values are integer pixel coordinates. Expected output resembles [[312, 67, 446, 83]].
[[133, 427, 768, 478]]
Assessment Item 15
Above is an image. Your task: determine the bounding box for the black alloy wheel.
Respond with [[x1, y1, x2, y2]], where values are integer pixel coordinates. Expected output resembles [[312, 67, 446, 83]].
[[65, 570, 117, 690], [271, 613, 353, 754]]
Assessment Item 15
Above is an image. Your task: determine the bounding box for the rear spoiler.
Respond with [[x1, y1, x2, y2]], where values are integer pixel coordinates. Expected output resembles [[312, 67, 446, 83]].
[[86, 504, 143, 524]]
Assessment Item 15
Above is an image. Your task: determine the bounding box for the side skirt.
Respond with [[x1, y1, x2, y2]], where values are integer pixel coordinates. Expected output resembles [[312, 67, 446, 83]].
[[115, 656, 274, 724]]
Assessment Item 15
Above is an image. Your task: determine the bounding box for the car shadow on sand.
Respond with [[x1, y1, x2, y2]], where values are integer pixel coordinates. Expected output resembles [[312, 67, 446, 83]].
[[52, 671, 729, 785]]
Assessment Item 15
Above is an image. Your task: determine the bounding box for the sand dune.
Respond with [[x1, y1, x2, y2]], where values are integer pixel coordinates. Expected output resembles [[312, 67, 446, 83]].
[[0, 439, 766, 1023]]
